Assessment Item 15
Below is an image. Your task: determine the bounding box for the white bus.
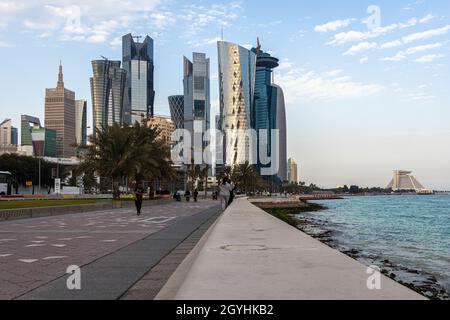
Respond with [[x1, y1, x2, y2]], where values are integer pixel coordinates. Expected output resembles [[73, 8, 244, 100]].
[[0, 171, 12, 196]]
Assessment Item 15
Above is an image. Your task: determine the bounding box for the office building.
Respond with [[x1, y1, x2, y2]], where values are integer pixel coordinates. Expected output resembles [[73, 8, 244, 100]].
[[90, 59, 127, 134], [168, 95, 184, 130], [183, 53, 211, 167], [122, 33, 155, 125], [0, 119, 17, 146], [217, 41, 257, 167], [75, 100, 87, 146], [287, 158, 298, 183], [44, 63, 76, 158], [147, 115, 175, 145], [21, 115, 41, 147], [31, 128, 57, 157]]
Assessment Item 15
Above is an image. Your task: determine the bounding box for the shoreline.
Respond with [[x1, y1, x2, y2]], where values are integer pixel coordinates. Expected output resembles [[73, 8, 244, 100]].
[[260, 200, 450, 301]]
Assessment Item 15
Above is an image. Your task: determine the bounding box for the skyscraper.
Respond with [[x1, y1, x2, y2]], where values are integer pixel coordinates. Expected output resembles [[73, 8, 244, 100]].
[[217, 41, 257, 167], [287, 158, 298, 183], [21, 115, 41, 147], [75, 100, 87, 146], [122, 33, 155, 125], [183, 53, 211, 167], [252, 41, 287, 181], [90, 59, 126, 135], [168, 95, 184, 130], [45, 63, 76, 158]]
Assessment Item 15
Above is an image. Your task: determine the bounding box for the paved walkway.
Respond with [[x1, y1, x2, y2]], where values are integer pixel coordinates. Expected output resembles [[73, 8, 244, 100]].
[[157, 198, 426, 300], [0, 200, 220, 300]]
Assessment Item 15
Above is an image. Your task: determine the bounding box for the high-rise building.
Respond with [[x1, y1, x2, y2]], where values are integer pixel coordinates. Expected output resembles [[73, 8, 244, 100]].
[[168, 95, 184, 130], [75, 100, 87, 146], [45, 63, 76, 158], [249, 40, 287, 181], [122, 34, 155, 125], [0, 119, 17, 146], [147, 115, 175, 145], [21, 115, 41, 146], [287, 158, 298, 183], [217, 41, 257, 167], [387, 170, 431, 193], [183, 53, 211, 167], [90, 59, 127, 135]]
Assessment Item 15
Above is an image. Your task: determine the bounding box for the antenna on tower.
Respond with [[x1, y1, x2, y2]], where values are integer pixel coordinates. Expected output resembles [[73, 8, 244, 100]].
[[221, 25, 224, 41], [133, 35, 143, 43]]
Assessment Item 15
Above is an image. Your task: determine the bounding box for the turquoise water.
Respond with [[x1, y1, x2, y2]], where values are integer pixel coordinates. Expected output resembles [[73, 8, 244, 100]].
[[311, 195, 450, 292]]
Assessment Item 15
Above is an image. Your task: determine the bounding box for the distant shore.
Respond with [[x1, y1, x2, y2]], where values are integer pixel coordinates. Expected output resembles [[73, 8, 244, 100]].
[[256, 198, 449, 300]]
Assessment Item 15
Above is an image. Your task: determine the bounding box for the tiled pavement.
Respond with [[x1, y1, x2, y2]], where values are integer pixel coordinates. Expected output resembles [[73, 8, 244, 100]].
[[0, 200, 220, 300]]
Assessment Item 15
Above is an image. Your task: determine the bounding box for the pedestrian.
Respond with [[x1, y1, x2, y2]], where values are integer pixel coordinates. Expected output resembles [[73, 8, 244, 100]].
[[185, 189, 191, 202], [228, 178, 236, 206], [135, 184, 145, 216], [194, 189, 199, 202], [219, 177, 232, 211]]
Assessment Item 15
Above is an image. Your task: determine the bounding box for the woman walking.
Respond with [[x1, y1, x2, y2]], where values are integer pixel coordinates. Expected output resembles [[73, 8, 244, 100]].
[[135, 185, 145, 216], [219, 177, 232, 211]]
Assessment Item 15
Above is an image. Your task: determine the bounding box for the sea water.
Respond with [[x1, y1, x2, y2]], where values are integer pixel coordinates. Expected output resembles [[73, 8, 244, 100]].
[[310, 195, 450, 292]]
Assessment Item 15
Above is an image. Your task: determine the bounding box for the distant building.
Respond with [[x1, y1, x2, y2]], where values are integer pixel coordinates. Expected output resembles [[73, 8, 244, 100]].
[[44, 63, 76, 158], [168, 95, 184, 130], [183, 52, 211, 168], [217, 41, 257, 167], [387, 170, 431, 193], [31, 128, 57, 157], [287, 158, 298, 183], [0, 119, 18, 146], [21, 115, 41, 147], [75, 100, 87, 146], [90, 59, 127, 135], [122, 34, 155, 124], [147, 115, 175, 145]]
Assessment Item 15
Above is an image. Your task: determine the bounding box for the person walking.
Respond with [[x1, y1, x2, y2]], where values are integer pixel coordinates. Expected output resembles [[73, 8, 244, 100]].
[[228, 178, 236, 206], [135, 185, 145, 216], [194, 189, 199, 202], [219, 177, 232, 211], [185, 189, 191, 202]]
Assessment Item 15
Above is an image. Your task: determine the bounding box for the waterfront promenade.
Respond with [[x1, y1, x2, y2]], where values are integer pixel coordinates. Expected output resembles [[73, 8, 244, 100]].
[[157, 198, 425, 300], [0, 200, 221, 300]]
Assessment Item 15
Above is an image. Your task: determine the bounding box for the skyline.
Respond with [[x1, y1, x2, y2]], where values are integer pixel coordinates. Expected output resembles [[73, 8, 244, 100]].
[[1, 0, 450, 189]]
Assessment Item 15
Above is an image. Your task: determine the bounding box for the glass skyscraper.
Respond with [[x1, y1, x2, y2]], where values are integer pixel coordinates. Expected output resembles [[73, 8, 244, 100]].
[[252, 42, 287, 181], [183, 53, 211, 167], [122, 34, 155, 125], [75, 100, 87, 146], [90, 59, 126, 135], [217, 41, 257, 168], [168, 95, 185, 130]]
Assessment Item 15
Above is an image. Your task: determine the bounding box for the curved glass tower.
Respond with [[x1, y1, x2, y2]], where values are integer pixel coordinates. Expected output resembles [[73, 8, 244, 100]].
[[217, 41, 257, 167]]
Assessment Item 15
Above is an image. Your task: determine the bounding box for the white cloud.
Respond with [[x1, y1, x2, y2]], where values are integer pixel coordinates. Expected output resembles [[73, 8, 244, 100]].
[[403, 25, 450, 43], [188, 37, 222, 48], [276, 68, 383, 103], [419, 14, 437, 24], [380, 40, 403, 49], [360, 57, 369, 64], [314, 19, 354, 33], [381, 41, 447, 62], [343, 42, 377, 56], [415, 54, 445, 63]]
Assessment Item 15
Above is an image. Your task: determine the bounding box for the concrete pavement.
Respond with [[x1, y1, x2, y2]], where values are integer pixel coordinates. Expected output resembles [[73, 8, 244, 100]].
[[157, 198, 426, 300]]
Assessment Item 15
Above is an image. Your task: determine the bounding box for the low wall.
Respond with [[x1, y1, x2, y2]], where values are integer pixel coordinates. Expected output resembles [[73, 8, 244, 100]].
[[157, 198, 425, 300], [0, 200, 168, 222]]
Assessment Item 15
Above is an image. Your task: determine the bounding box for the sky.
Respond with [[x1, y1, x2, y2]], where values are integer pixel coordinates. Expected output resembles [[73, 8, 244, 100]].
[[0, 0, 449, 189]]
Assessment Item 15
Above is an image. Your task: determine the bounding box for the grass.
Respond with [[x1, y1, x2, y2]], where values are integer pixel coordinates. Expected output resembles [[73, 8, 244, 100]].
[[0, 199, 98, 210], [261, 202, 328, 228]]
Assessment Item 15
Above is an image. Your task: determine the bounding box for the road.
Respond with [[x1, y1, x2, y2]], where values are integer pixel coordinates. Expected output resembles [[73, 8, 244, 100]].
[[0, 200, 219, 300]]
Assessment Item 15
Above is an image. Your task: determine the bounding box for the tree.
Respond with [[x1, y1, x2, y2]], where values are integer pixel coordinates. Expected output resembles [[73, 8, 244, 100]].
[[79, 123, 174, 200]]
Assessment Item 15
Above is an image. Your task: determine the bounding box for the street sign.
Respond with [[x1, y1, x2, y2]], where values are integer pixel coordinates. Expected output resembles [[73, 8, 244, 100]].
[[55, 179, 61, 194]]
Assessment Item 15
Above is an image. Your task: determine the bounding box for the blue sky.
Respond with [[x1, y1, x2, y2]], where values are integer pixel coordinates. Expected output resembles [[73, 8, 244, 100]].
[[0, 0, 449, 189]]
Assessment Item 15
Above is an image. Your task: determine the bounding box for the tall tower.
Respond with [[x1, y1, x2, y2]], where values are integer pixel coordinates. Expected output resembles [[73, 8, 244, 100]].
[[90, 59, 126, 135], [122, 33, 155, 125], [45, 63, 76, 158], [75, 100, 87, 145], [217, 41, 257, 168], [183, 53, 211, 168]]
